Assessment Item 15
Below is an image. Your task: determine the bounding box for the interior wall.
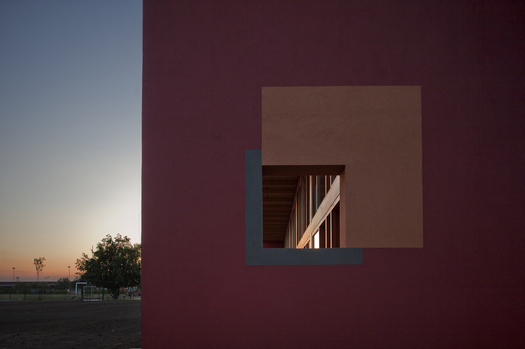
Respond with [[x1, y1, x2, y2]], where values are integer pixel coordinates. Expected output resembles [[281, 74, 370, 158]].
[[142, 1, 525, 348]]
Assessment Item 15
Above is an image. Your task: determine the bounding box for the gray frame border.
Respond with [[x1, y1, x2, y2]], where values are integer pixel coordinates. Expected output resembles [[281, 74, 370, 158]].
[[245, 149, 363, 265]]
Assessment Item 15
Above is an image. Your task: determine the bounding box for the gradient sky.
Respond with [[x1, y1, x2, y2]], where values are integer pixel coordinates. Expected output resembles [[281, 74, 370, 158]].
[[0, 1, 142, 282]]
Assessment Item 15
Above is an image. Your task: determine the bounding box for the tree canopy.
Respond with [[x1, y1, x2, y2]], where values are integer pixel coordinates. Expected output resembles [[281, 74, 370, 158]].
[[33, 257, 46, 283], [76, 234, 141, 299], [54, 278, 70, 291]]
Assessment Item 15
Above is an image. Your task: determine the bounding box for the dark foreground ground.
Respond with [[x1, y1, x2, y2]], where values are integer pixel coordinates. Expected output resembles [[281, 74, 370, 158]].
[[0, 300, 141, 349]]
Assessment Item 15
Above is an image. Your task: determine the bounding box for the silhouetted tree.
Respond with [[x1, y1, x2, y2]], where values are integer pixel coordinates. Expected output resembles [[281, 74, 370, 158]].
[[76, 234, 141, 299], [14, 282, 28, 294], [54, 278, 69, 290], [33, 257, 46, 284]]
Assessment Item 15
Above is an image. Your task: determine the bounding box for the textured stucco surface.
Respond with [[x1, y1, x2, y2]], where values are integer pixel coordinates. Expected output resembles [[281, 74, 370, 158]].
[[143, 1, 525, 348], [263, 86, 423, 247]]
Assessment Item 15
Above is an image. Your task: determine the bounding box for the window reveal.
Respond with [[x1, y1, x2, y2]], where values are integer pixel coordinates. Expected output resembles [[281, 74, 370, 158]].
[[246, 150, 363, 265]]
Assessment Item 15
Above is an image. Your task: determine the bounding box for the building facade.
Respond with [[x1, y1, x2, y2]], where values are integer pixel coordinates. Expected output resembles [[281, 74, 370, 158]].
[[142, 1, 525, 348]]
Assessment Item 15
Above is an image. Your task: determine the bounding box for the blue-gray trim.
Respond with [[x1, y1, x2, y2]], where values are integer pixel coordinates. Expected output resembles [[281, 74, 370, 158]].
[[245, 149, 363, 265]]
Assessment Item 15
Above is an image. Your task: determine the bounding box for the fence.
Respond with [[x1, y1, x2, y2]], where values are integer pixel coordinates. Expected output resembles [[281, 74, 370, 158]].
[[0, 287, 140, 301], [0, 290, 71, 301]]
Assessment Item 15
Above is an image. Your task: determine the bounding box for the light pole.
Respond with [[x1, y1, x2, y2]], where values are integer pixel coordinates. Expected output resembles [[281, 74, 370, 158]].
[[12, 267, 15, 293], [68, 266, 71, 293]]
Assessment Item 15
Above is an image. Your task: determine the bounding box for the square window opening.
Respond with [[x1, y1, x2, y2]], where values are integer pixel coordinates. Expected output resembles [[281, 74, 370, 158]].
[[262, 165, 344, 249]]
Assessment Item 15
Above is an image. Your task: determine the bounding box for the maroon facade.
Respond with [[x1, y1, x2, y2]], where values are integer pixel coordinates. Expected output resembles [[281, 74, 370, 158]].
[[142, 1, 525, 348]]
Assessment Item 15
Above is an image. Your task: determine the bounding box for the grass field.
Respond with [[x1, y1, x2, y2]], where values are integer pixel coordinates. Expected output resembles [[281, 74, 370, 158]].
[[0, 293, 73, 301], [0, 299, 141, 348]]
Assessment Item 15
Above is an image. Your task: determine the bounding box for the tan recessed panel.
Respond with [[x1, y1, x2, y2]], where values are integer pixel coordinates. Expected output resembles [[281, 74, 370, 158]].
[[262, 86, 423, 248]]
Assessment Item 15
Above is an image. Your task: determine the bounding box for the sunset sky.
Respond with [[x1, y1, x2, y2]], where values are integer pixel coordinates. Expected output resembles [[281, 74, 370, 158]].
[[0, 1, 142, 282]]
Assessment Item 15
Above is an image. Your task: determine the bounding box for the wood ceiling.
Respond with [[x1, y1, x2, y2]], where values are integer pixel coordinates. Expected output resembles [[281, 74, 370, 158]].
[[262, 175, 298, 243]]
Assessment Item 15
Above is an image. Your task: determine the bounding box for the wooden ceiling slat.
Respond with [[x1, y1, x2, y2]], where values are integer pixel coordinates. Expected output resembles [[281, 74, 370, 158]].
[[263, 198, 295, 203], [263, 188, 296, 194], [262, 174, 298, 243], [263, 181, 298, 186]]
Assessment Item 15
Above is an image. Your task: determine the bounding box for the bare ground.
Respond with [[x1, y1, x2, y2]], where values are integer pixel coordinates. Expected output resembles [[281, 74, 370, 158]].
[[0, 300, 141, 349]]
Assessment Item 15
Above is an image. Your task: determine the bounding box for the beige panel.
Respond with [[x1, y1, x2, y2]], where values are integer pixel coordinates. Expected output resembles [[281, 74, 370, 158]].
[[262, 86, 423, 248]]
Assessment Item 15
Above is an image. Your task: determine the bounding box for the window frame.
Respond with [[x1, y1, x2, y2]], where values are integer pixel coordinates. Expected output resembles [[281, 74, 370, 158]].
[[295, 175, 340, 249], [245, 149, 363, 265]]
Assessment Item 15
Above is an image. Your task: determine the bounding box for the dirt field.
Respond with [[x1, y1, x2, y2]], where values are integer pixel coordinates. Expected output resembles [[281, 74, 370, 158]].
[[0, 300, 141, 349]]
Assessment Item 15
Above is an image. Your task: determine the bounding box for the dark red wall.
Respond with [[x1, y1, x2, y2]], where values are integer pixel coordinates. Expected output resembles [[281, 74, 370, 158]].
[[142, 1, 525, 347]]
